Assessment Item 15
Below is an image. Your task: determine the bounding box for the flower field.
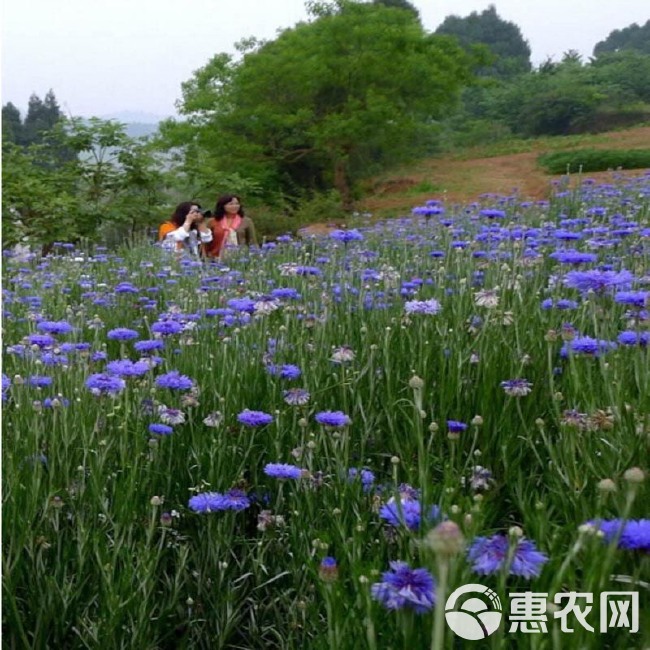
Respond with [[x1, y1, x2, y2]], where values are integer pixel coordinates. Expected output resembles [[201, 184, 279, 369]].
[[2, 173, 649, 648]]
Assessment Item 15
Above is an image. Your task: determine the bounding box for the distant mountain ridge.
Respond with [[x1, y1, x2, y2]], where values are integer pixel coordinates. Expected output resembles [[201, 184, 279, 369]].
[[80, 110, 169, 138]]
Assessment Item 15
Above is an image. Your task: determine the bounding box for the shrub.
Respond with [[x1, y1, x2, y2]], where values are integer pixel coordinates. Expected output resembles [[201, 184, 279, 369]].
[[538, 148, 650, 174]]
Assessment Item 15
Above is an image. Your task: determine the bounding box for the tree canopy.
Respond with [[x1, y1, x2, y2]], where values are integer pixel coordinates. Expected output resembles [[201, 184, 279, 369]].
[[594, 20, 650, 56], [434, 4, 531, 78], [162, 0, 479, 207]]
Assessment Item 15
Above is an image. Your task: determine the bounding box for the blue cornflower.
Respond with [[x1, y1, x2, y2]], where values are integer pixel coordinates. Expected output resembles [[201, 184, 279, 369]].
[[560, 336, 616, 357], [348, 468, 375, 491], [85, 373, 126, 396], [479, 209, 506, 219], [404, 299, 441, 315], [27, 334, 56, 348], [270, 288, 301, 300], [227, 298, 257, 313], [315, 410, 351, 428], [237, 409, 274, 427], [283, 388, 311, 406], [28, 375, 53, 388], [91, 351, 108, 362], [107, 328, 139, 341], [155, 371, 194, 391], [617, 331, 649, 347], [549, 250, 597, 265], [134, 339, 165, 353], [319, 556, 339, 582], [188, 489, 251, 513], [266, 364, 302, 380], [264, 463, 303, 479], [500, 379, 533, 397], [467, 534, 548, 579], [148, 423, 173, 436], [107, 360, 150, 377], [151, 320, 184, 336], [330, 229, 364, 243], [379, 498, 441, 530], [114, 282, 139, 294], [43, 396, 70, 408], [564, 270, 634, 293], [36, 320, 74, 335], [588, 519, 650, 552], [447, 420, 468, 434], [371, 562, 436, 613], [615, 291, 649, 308], [2, 374, 10, 400]]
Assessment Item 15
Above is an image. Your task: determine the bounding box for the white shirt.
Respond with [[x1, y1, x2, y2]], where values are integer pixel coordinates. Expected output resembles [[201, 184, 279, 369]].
[[162, 226, 213, 256]]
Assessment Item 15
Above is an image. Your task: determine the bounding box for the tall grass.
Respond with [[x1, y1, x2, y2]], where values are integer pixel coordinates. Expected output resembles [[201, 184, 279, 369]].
[[2, 171, 649, 648]]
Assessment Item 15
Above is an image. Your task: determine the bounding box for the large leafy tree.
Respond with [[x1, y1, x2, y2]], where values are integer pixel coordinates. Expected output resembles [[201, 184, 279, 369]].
[[162, 0, 478, 208], [594, 20, 650, 56], [2, 119, 167, 251], [434, 4, 531, 78]]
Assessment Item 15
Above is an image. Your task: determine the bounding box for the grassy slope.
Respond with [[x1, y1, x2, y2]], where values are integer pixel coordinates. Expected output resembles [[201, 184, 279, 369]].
[[356, 125, 650, 217]]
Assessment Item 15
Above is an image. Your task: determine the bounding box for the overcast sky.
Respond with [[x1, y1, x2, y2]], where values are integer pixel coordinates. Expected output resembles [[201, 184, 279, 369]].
[[2, 0, 648, 120]]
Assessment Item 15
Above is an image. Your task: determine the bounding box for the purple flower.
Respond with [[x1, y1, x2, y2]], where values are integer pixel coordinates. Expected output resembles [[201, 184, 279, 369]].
[[348, 467, 375, 491], [479, 209, 506, 219], [500, 378, 533, 397], [151, 320, 184, 336], [264, 463, 303, 479], [315, 410, 351, 428], [149, 423, 173, 436], [614, 291, 649, 308], [330, 229, 364, 243], [617, 331, 649, 347], [447, 420, 468, 433], [188, 489, 251, 513], [319, 556, 339, 582], [588, 519, 650, 552], [28, 375, 53, 388], [379, 495, 441, 530], [85, 373, 126, 396], [283, 388, 311, 406], [155, 371, 194, 391], [404, 299, 441, 315], [36, 320, 74, 335], [560, 336, 616, 357], [564, 270, 634, 294], [237, 409, 274, 427], [467, 534, 548, 579], [271, 288, 301, 300], [549, 250, 597, 265], [134, 339, 165, 353], [27, 334, 56, 348], [371, 562, 436, 613], [266, 364, 302, 380], [107, 328, 140, 341], [227, 298, 257, 313], [107, 360, 150, 377]]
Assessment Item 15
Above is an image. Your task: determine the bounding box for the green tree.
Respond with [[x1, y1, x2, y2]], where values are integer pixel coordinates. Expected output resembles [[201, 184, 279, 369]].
[[434, 4, 531, 78], [2, 118, 168, 251], [165, 0, 477, 208], [372, 0, 419, 20], [22, 90, 65, 146], [594, 20, 650, 56], [2, 102, 23, 144]]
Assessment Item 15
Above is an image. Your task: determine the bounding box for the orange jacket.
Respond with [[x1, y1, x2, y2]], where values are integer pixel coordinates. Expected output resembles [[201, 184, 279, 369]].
[[158, 221, 183, 251]]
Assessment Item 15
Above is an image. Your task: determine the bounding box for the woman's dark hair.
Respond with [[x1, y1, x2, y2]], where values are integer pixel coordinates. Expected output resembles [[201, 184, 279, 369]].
[[214, 194, 245, 220], [170, 201, 201, 227]]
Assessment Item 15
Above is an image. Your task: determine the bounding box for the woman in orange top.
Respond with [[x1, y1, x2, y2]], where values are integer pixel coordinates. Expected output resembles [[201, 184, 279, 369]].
[[158, 202, 213, 256], [203, 194, 257, 259]]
